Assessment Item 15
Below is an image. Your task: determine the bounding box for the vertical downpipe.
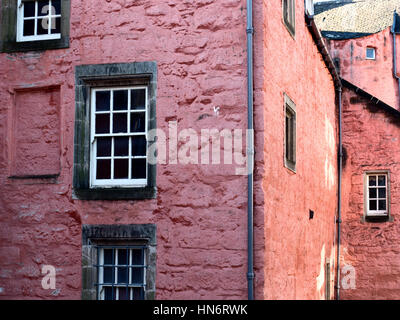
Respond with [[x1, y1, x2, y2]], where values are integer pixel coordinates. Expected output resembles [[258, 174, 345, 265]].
[[246, 0, 255, 300], [335, 87, 343, 300], [392, 11, 400, 108]]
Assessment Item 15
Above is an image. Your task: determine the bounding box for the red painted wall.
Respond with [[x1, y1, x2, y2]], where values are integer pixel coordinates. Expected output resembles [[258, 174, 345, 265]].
[[261, 1, 338, 299], [327, 29, 400, 109], [0, 0, 339, 300], [339, 87, 400, 299], [0, 0, 254, 300]]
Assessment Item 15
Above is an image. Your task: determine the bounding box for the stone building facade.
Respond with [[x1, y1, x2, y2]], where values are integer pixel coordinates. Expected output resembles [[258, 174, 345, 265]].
[[2, 0, 398, 301]]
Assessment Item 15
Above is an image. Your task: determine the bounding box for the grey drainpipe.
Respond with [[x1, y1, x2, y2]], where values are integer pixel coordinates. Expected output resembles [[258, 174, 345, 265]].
[[246, 0, 255, 300], [336, 86, 343, 300], [391, 11, 400, 108]]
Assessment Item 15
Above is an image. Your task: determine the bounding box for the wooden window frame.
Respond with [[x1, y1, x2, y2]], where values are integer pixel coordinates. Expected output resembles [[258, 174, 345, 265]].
[[0, 0, 70, 52], [73, 62, 157, 200], [284, 93, 296, 172], [90, 86, 149, 188], [366, 47, 376, 60], [17, 0, 62, 42], [364, 171, 389, 218]]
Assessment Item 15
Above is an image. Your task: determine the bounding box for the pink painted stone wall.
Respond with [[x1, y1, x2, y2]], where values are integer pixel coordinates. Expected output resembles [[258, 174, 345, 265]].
[[339, 87, 400, 300], [0, 0, 261, 300], [261, 1, 338, 299], [327, 29, 400, 109], [0, 0, 340, 300]]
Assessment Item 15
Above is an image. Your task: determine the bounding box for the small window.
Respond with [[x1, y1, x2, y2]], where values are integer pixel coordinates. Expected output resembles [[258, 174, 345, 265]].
[[97, 246, 147, 300], [366, 47, 376, 60], [283, 0, 295, 36], [305, 0, 314, 16], [17, 0, 61, 42], [365, 172, 389, 217], [0, 0, 70, 52], [284, 94, 296, 172], [82, 224, 156, 300], [90, 87, 148, 188]]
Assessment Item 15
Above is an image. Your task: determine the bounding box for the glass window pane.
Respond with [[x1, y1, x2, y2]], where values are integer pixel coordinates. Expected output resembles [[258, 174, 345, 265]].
[[132, 287, 144, 300], [38, 1, 50, 16], [96, 114, 110, 134], [368, 175, 376, 186], [379, 200, 386, 211], [103, 267, 113, 284], [104, 287, 113, 300], [132, 136, 147, 156], [113, 113, 128, 133], [114, 90, 128, 111], [52, 0, 61, 15], [378, 188, 386, 199], [131, 89, 146, 110], [369, 200, 377, 211], [132, 159, 146, 179], [96, 91, 111, 111], [131, 249, 144, 265], [96, 159, 111, 179], [118, 287, 129, 300], [37, 18, 49, 34], [130, 113, 145, 133], [97, 138, 111, 157], [378, 175, 386, 186], [114, 137, 129, 156], [114, 159, 129, 179], [103, 249, 113, 264], [368, 188, 377, 199], [24, 2, 36, 17], [52, 17, 61, 34], [23, 19, 35, 36], [132, 267, 144, 284]]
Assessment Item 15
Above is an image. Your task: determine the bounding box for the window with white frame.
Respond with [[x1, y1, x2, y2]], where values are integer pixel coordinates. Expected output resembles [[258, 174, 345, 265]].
[[90, 87, 148, 188], [283, 0, 295, 36], [17, 0, 61, 42], [365, 172, 389, 216], [366, 47, 376, 60], [97, 246, 147, 300]]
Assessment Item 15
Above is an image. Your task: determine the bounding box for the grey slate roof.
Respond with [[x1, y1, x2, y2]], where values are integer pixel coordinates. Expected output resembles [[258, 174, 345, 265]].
[[314, 0, 400, 39]]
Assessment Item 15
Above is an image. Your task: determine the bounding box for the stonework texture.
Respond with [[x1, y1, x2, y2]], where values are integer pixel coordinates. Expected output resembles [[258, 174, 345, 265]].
[[339, 87, 400, 300], [0, 0, 340, 300], [261, 0, 338, 300]]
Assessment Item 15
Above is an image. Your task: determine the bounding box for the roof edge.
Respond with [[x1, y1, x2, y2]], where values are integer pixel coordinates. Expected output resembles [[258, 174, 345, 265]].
[[305, 14, 342, 89], [341, 78, 400, 117]]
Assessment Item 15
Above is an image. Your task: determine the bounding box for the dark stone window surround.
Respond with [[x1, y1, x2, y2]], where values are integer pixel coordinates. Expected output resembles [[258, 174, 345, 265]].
[[362, 170, 393, 223], [73, 62, 157, 200], [82, 224, 157, 300], [0, 0, 71, 53]]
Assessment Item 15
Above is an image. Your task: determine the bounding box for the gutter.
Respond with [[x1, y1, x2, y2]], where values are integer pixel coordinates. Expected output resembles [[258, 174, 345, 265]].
[[391, 11, 400, 109], [246, 0, 255, 300], [305, 14, 343, 300], [335, 86, 343, 300]]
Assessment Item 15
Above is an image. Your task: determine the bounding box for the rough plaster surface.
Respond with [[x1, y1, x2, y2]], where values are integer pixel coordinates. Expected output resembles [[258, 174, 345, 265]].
[[0, 0, 340, 300]]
